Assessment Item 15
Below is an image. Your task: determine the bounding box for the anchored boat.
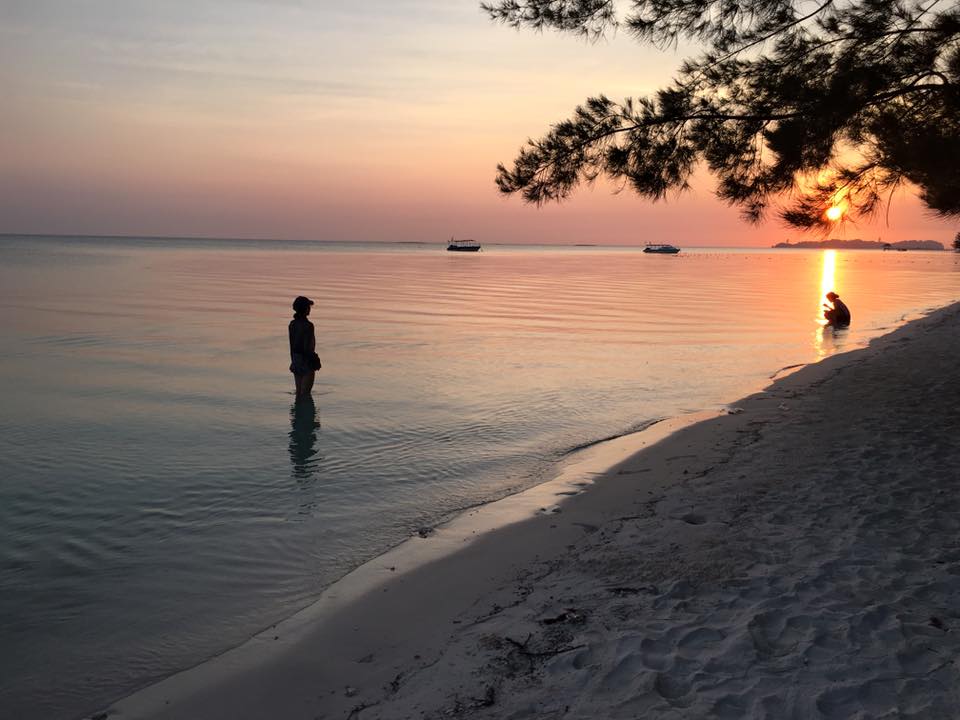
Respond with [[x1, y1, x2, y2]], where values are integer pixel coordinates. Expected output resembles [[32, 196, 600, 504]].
[[447, 237, 481, 252], [643, 243, 681, 254]]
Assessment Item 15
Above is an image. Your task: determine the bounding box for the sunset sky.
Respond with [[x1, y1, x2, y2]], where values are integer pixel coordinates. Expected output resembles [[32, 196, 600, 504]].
[[1, 1, 955, 245]]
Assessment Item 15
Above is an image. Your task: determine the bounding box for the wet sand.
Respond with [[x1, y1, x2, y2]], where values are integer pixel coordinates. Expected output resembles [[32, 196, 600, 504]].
[[105, 302, 960, 719]]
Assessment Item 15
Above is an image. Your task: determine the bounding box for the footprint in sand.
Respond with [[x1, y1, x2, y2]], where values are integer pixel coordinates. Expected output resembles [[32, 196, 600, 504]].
[[677, 627, 725, 654], [712, 693, 749, 718], [746, 611, 806, 657], [653, 672, 691, 703], [816, 679, 898, 719], [639, 635, 675, 672]]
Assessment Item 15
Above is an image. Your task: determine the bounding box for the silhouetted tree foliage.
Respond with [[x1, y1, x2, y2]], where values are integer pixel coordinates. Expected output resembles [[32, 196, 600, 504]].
[[483, 0, 960, 230], [954, 231, 960, 250]]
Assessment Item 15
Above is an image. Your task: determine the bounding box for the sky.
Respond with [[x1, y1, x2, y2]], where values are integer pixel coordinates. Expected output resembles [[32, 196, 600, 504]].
[[1, 0, 955, 245]]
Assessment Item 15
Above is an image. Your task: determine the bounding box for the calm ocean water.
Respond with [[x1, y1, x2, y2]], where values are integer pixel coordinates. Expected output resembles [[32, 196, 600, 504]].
[[1, 235, 957, 718]]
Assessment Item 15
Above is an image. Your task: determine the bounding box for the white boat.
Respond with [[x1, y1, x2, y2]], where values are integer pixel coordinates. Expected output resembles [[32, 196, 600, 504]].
[[643, 243, 681, 254], [447, 237, 481, 252]]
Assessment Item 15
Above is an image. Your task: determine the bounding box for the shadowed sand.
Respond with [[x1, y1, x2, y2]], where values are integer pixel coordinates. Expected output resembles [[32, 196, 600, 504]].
[[105, 303, 960, 719]]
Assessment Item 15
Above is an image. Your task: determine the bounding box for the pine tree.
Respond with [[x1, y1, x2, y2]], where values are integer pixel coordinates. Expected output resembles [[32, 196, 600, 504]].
[[484, 0, 960, 230]]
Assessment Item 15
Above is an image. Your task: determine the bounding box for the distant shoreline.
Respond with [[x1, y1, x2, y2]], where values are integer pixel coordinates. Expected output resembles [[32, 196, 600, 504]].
[[773, 238, 945, 250]]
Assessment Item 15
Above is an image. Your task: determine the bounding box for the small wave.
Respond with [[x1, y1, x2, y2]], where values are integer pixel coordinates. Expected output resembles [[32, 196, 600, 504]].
[[560, 417, 666, 456], [769, 363, 808, 379]]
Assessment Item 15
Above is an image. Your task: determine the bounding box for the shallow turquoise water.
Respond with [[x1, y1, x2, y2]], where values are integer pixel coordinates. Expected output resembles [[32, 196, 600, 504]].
[[1, 236, 957, 718]]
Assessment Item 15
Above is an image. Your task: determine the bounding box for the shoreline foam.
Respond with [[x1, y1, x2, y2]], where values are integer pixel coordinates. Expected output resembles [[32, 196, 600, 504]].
[[105, 302, 960, 719]]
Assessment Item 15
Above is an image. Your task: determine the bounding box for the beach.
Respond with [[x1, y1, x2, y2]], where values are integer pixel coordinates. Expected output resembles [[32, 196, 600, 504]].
[[104, 301, 960, 719]]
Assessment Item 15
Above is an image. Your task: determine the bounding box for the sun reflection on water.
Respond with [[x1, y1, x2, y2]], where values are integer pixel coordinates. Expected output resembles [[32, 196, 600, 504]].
[[814, 250, 838, 357], [819, 250, 837, 318]]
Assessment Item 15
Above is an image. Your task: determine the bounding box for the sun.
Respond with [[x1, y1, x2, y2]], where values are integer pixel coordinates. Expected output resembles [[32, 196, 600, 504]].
[[825, 205, 844, 222]]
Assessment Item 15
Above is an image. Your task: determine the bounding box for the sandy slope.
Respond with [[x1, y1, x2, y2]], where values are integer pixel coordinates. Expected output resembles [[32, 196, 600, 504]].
[[106, 303, 960, 720]]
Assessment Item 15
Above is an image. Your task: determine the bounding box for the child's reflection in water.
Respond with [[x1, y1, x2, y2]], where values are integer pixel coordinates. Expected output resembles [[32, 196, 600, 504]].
[[289, 396, 320, 481]]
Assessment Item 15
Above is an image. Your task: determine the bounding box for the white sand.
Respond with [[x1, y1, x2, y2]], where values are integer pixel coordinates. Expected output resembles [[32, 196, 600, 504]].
[[106, 303, 960, 719]]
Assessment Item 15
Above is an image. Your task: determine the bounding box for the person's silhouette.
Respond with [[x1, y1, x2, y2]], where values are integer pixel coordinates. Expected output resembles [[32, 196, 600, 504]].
[[823, 291, 851, 327], [289, 296, 318, 397]]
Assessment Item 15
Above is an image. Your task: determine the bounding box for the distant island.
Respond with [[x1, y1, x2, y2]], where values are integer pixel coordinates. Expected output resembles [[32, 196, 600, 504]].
[[773, 238, 945, 250]]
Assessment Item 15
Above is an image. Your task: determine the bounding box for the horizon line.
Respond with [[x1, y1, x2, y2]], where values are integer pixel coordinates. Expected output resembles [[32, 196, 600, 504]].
[[1, 232, 945, 249]]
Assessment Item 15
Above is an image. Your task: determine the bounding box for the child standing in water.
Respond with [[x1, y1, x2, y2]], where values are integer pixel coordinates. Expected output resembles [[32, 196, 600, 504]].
[[289, 296, 318, 397]]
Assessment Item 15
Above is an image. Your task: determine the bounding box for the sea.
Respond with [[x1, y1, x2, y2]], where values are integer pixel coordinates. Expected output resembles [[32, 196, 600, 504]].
[[1, 235, 957, 719]]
